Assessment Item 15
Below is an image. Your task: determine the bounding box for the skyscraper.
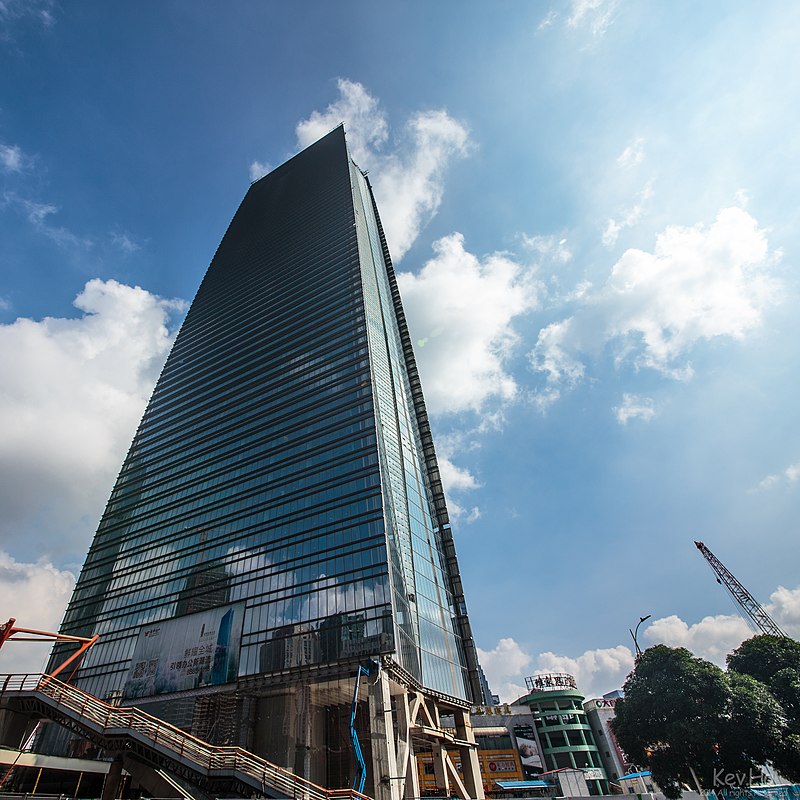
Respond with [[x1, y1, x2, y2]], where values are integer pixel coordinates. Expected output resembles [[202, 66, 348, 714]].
[[50, 126, 483, 799]]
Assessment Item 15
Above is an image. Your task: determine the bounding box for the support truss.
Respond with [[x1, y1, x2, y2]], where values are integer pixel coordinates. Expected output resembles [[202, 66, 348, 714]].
[[368, 666, 484, 800]]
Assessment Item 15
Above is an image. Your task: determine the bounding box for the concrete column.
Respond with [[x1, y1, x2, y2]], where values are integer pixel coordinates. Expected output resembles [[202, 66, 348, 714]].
[[431, 741, 449, 796], [368, 668, 399, 800], [403, 743, 420, 800], [100, 754, 124, 800], [454, 707, 485, 800]]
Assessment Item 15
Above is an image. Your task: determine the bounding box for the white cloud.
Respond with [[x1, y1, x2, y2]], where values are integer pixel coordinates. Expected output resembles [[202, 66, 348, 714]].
[[0, 0, 55, 39], [567, 0, 619, 37], [535, 645, 634, 699], [538, 10, 559, 31], [0, 279, 185, 554], [644, 613, 754, 666], [439, 456, 480, 493], [617, 137, 645, 168], [539, 0, 619, 37], [0, 142, 25, 172], [448, 501, 481, 524], [441, 470, 481, 522], [642, 586, 800, 664], [4, 193, 93, 250], [4, 188, 138, 257], [110, 230, 142, 254], [295, 79, 470, 261], [520, 233, 573, 264], [249, 160, 271, 182], [399, 233, 539, 416], [531, 318, 585, 392], [370, 111, 470, 260], [601, 219, 621, 248], [753, 461, 800, 492], [479, 584, 800, 704], [0, 552, 75, 674], [602, 180, 653, 247], [18, 197, 56, 224], [614, 393, 656, 424], [478, 638, 533, 703], [481, 640, 634, 703], [532, 206, 780, 401], [296, 79, 388, 166], [765, 585, 800, 637], [755, 474, 781, 491], [435, 434, 483, 522]]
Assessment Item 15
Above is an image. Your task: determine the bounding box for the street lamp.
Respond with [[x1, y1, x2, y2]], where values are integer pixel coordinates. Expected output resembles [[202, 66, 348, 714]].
[[629, 614, 651, 655]]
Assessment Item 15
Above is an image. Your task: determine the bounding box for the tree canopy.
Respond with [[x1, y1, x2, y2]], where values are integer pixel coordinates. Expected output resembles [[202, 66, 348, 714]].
[[612, 644, 787, 799], [728, 635, 800, 782], [727, 635, 800, 686]]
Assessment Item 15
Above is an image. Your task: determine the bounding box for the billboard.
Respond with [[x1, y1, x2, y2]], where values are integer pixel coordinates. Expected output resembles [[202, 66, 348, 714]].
[[124, 603, 245, 699], [513, 724, 543, 776]]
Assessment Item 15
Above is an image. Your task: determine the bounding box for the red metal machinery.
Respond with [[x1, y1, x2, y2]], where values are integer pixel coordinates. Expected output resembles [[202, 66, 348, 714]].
[[0, 619, 99, 790], [0, 617, 99, 680]]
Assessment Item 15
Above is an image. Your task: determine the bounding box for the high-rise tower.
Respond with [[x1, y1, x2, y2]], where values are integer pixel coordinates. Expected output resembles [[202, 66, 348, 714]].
[[49, 126, 483, 799]]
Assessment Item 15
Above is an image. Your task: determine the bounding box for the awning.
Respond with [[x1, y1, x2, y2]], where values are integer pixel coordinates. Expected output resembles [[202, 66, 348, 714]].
[[494, 779, 553, 789]]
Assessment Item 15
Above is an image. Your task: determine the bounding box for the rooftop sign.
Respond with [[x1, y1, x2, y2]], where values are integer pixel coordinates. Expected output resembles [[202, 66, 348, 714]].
[[525, 673, 578, 692]]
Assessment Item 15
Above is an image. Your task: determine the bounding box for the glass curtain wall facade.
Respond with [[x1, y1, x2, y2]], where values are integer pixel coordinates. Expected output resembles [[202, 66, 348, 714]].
[[48, 126, 480, 785]]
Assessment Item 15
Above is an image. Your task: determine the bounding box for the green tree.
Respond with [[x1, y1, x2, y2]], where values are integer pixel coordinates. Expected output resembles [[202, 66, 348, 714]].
[[727, 635, 800, 687], [728, 635, 800, 781], [612, 645, 784, 799]]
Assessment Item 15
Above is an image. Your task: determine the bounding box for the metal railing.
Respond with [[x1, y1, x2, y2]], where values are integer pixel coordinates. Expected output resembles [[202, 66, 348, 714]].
[[0, 674, 371, 800]]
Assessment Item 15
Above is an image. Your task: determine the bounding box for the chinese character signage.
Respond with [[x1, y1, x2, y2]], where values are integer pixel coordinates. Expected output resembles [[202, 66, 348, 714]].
[[471, 704, 513, 716], [583, 768, 604, 781], [123, 603, 244, 699], [527, 673, 578, 691], [487, 760, 518, 773]]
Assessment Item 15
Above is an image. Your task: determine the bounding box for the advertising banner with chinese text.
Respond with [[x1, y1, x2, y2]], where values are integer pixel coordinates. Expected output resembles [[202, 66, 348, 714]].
[[123, 603, 245, 699]]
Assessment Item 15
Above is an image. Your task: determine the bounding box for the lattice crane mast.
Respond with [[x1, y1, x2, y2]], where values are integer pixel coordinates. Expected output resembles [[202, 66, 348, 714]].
[[694, 540, 787, 638]]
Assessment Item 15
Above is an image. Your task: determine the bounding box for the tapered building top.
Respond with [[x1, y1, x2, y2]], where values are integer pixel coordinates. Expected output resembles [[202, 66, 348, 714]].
[[53, 126, 481, 766]]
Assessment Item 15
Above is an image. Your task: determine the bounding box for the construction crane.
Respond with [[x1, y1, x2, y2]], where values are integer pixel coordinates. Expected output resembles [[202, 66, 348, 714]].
[[694, 541, 787, 638]]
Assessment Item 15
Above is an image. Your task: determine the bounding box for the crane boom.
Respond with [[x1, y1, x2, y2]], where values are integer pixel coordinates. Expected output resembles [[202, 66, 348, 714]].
[[694, 541, 787, 638]]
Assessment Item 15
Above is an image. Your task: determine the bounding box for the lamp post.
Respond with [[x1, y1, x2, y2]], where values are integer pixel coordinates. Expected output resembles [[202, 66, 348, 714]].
[[629, 614, 651, 655]]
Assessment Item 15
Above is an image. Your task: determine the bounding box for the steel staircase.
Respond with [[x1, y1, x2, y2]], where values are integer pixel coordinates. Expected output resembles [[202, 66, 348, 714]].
[[0, 673, 370, 800]]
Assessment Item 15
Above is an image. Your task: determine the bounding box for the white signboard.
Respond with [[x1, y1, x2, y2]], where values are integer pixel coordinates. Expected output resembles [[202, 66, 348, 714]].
[[583, 768, 605, 781], [124, 603, 245, 699], [585, 698, 617, 711]]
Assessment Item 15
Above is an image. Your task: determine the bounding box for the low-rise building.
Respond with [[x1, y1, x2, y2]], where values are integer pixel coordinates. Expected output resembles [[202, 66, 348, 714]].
[[417, 704, 545, 798], [513, 673, 609, 795], [583, 695, 630, 783], [617, 769, 659, 795]]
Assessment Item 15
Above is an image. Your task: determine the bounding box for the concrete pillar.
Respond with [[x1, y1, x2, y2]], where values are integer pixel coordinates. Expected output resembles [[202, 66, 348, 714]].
[[454, 707, 485, 800], [394, 687, 418, 800], [368, 668, 399, 800], [100, 754, 124, 800], [431, 741, 449, 796]]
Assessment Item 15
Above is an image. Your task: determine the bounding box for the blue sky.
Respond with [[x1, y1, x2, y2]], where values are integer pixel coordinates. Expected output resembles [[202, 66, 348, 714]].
[[1, 1, 799, 700]]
